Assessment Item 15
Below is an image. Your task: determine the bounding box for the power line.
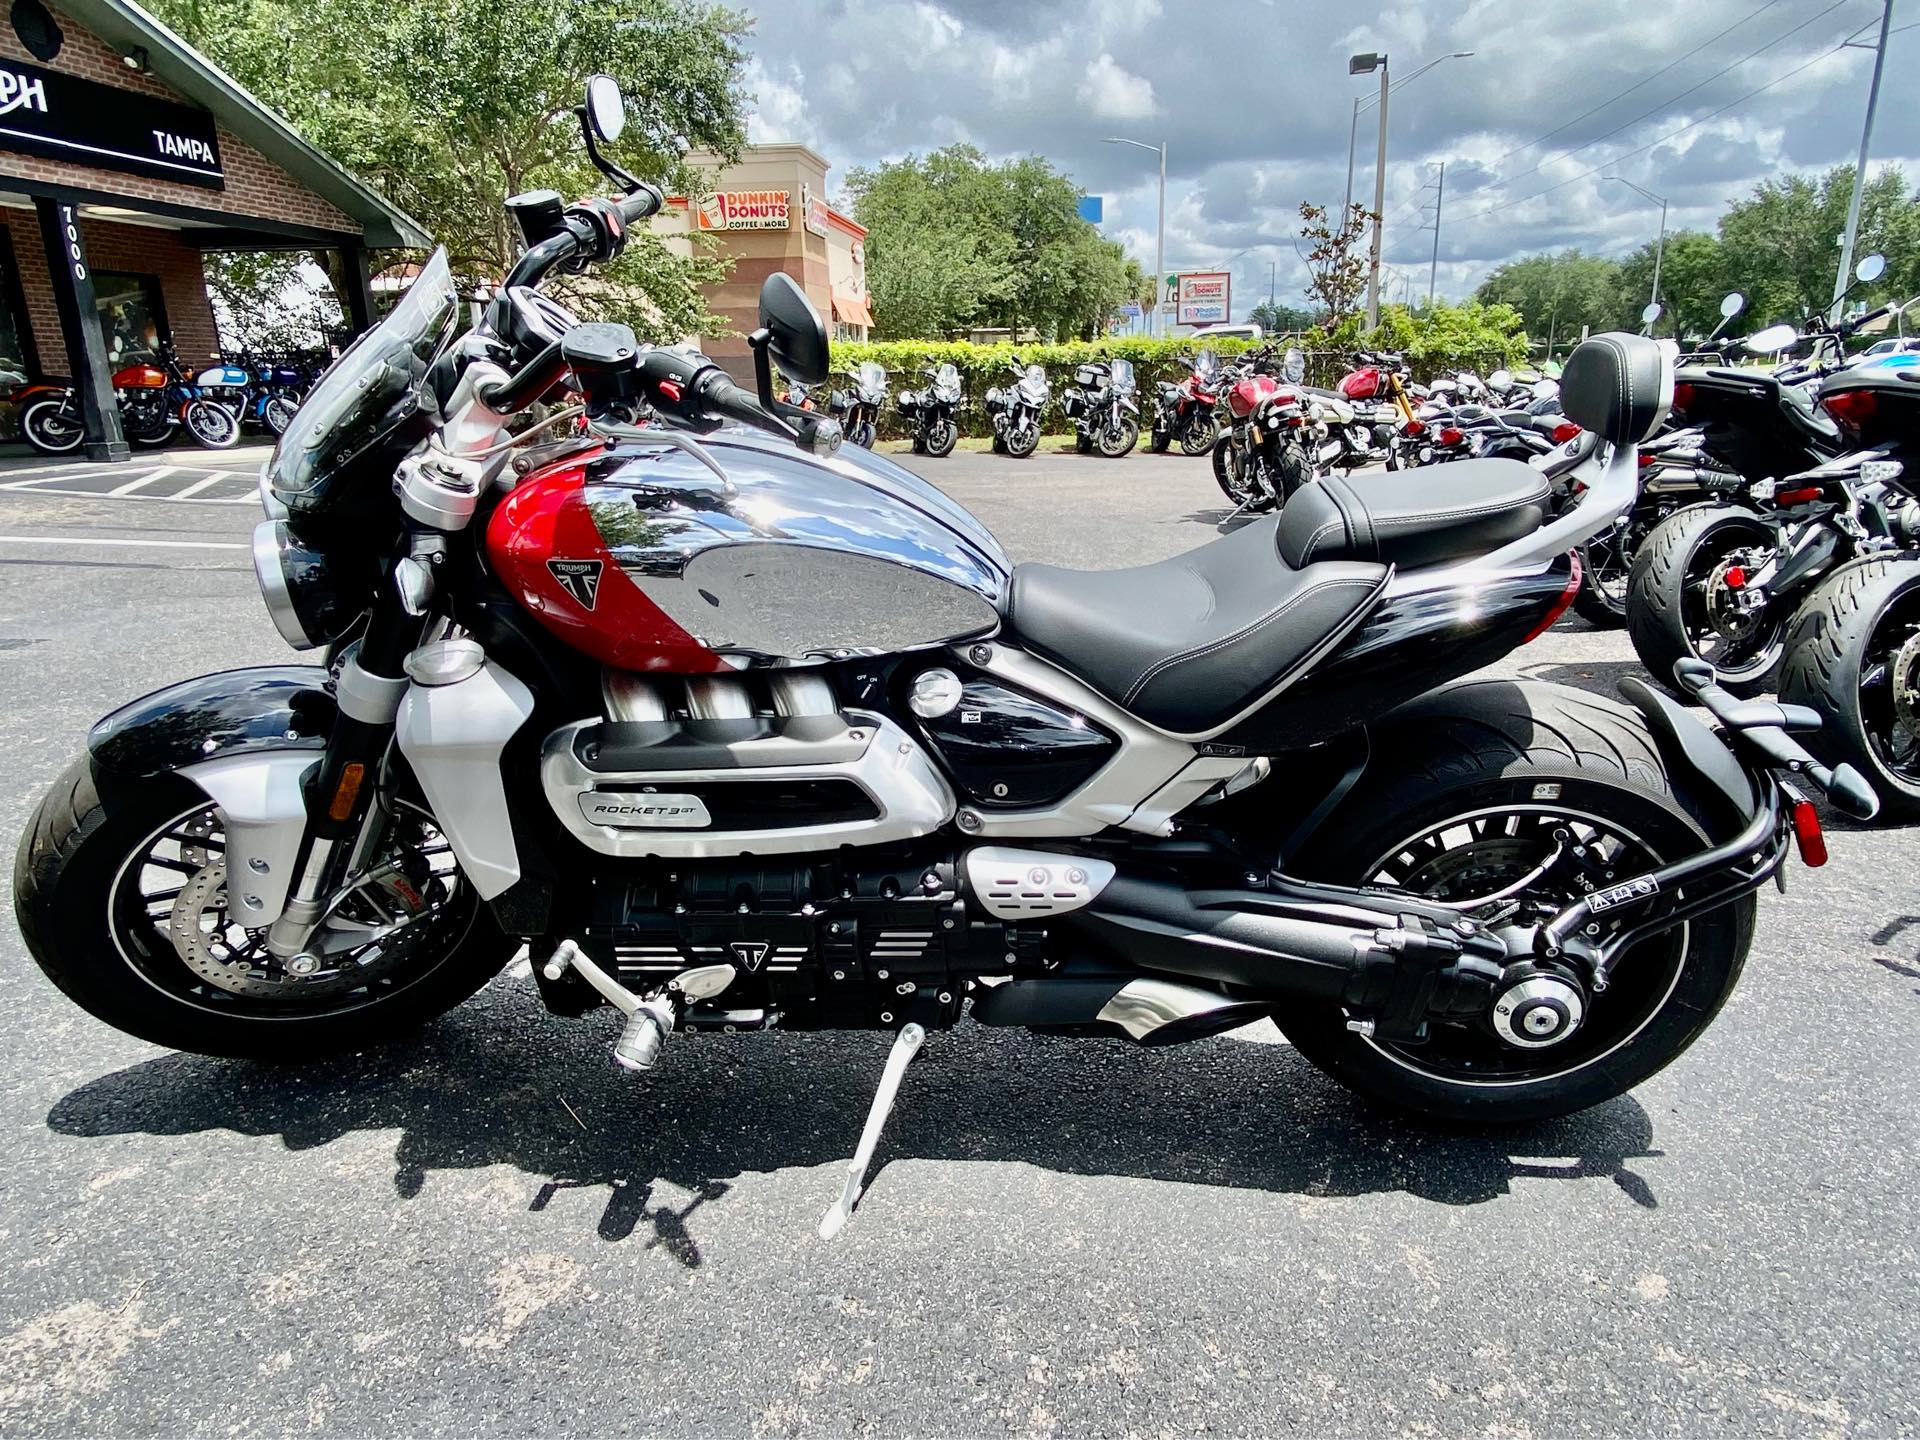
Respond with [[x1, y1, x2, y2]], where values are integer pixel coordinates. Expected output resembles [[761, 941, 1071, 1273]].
[[1466, 19, 1869, 222], [1471, 0, 1856, 200]]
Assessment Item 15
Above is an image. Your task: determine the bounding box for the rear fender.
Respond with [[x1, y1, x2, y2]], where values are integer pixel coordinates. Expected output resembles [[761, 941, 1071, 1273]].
[[1617, 676, 1758, 832], [89, 666, 334, 923]]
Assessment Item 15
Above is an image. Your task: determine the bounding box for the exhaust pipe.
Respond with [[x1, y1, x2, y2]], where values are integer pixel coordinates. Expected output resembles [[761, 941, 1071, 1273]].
[[970, 972, 1271, 1046]]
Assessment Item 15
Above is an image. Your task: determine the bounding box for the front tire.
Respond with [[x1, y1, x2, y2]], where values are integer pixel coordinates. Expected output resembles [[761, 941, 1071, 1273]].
[[1179, 415, 1219, 457], [1779, 556, 1920, 824], [1005, 420, 1039, 459], [1280, 681, 1754, 1125], [923, 417, 958, 457], [182, 399, 240, 449], [1097, 417, 1138, 458], [1627, 506, 1785, 695], [21, 396, 84, 454], [14, 758, 516, 1060]]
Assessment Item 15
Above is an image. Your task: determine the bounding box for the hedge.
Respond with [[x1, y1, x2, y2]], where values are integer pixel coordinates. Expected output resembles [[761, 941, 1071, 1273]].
[[826, 321, 1530, 440]]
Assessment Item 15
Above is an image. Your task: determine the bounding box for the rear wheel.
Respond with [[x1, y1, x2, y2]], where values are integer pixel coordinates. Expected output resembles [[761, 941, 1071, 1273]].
[[14, 758, 516, 1059], [20, 396, 83, 454], [1212, 436, 1266, 510], [1573, 526, 1634, 628], [1280, 682, 1753, 1124], [1779, 556, 1920, 824], [1627, 506, 1785, 695]]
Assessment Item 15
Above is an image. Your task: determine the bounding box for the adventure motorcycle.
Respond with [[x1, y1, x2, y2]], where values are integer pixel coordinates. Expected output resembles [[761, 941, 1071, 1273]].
[[20, 340, 239, 453], [1063, 358, 1138, 457], [984, 358, 1048, 459], [896, 362, 962, 457], [830, 361, 886, 448], [13, 80, 1878, 1243], [1149, 350, 1221, 456]]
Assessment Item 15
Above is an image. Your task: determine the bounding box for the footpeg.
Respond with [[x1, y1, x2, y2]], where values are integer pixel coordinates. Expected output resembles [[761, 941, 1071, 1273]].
[[819, 1022, 927, 1240], [542, 941, 736, 1073]]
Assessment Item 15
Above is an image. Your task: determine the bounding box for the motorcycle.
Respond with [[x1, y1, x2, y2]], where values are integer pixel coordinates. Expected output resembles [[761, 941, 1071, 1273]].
[[1210, 348, 1322, 513], [896, 361, 963, 458], [1627, 262, 1893, 690], [1063, 357, 1138, 458], [1149, 350, 1221, 456], [984, 357, 1048, 459], [20, 340, 239, 453], [13, 79, 1879, 1242], [830, 361, 886, 448]]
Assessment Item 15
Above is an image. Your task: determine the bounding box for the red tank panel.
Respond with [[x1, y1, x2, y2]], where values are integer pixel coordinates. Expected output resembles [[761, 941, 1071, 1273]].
[[484, 456, 724, 673], [1339, 367, 1381, 400], [1227, 374, 1277, 420], [112, 364, 166, 389]]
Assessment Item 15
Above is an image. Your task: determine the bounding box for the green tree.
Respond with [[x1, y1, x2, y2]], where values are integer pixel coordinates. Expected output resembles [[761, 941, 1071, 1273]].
[[1475, 249, 1624, 354], [1615, 230, 1725, 340], [1299, 202, 1370, 323], [1716, 165, 1917, 323], [1249, 300, 1315, 334], [149, 0, 752, 341]]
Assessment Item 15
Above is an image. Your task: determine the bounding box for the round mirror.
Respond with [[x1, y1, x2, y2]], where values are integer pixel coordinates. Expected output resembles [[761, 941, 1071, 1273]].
[[1640, 302, 1663, 326], [1488, 369, 1512, 392], [1857, 253, 1886, 284], [585, 74, 626, 143], [1745, 323, 1799, 355], [1720, 292, 1746, 319], [1282, 347, 1305, 384]]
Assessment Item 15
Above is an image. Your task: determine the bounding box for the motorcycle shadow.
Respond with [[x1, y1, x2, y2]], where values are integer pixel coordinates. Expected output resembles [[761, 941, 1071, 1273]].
[[46, 983, 1663, 1262]]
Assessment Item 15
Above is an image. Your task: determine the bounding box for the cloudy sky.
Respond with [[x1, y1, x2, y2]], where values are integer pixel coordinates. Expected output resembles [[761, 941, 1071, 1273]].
[[736, 0, 1917, 319]]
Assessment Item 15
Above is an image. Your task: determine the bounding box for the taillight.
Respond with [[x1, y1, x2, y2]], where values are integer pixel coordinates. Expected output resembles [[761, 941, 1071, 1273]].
[[1521, 551, 1583, 643], [1790, 798, 1827, 867], [1551, 421, 1581, 444], [1639, 452, 1657, 468], [1438, 426, 1464, 447], [1822, 387, 1877, 436], [1671, 381, 1694, 413], [1402, 418, 1427, 437], [1775, 486, 1823, 506]]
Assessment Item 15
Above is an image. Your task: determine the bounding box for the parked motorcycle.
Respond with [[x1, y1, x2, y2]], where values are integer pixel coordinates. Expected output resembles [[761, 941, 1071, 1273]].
[[20, 340, 239, 453], [831, 360, 886, 448], [1063, 357, 1138, 457], [984, 357, 1048, 459], [13, 81, 1880, 1246], [1336, 350, 1422, 467], [896, 361, 963, 457], [1210, 347, 1317, 512], [1149, 350, 1221, 456]]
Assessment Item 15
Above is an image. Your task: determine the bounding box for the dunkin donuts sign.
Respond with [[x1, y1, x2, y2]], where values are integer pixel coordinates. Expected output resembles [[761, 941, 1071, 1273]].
[[695, 190, 791, 231]]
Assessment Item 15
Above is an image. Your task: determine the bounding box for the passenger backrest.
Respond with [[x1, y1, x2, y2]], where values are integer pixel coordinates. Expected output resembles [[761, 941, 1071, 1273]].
[[1560, 332, 1673, 446]]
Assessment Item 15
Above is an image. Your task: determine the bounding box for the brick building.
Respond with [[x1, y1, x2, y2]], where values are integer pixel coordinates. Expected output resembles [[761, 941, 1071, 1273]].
[[0, 0, 427, 459]]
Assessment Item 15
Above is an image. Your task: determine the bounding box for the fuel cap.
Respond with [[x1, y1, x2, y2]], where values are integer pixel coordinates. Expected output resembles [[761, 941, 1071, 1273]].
[[908, 667, 962, 718]]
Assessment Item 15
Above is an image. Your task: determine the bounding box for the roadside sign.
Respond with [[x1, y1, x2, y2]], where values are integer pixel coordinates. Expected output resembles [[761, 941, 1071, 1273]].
[[1175, 272, 1231, 326], [1078, 195, 1103, 224]]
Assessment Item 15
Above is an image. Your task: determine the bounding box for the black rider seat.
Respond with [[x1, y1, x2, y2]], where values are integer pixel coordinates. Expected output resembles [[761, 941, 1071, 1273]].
[[1003, 461, 1552, 734]]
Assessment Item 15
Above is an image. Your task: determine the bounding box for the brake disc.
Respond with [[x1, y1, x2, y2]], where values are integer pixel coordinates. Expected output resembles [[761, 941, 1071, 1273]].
[[1703, 553, 1766, 642], [1891, 630, 1920, 734]]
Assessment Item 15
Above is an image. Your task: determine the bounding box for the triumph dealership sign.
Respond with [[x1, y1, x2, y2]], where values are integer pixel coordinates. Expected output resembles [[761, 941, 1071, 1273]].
[[1176, 271, 1231, 327], [0, 60, 223, 189], [695, 189, 791, 231]]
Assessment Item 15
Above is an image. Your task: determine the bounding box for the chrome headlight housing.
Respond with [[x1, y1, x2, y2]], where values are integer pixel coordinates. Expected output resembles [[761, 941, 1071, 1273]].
[[251, 518, 350, 651]]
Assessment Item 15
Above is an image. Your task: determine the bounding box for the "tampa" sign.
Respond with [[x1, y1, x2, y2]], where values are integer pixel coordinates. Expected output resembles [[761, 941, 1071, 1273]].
[[0, 60, 223, 189]]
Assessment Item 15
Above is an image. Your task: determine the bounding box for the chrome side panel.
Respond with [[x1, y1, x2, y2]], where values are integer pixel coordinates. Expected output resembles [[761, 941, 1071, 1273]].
[[394, 661, 536, 899], [583, 431, 1009, 664], [178, 751, 314, 924]]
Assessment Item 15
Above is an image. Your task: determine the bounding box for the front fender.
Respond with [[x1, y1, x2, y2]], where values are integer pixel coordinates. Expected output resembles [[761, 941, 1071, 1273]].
[[89, 666, 334, 924]]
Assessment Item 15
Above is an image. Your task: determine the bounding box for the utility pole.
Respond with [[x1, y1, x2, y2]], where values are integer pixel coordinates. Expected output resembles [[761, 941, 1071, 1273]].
[[1832, 0, 1892, 322], [1268, 261, 1275, 307], [1366, 59, 1388, 328], [1425, 162, 1445, 308], [1342, 97, 1359, 218]]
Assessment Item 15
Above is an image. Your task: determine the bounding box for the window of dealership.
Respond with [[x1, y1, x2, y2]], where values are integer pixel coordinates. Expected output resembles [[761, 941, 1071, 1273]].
[[0, 0, 427, 459]]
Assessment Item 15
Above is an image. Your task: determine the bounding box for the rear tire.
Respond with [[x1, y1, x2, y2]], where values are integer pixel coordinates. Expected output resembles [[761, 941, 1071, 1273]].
[[1627, 506, 1784, 695], [14, 757, 516, 1060], [1779, 556, 1920, 824], [1279, 681, 1754, 1125]]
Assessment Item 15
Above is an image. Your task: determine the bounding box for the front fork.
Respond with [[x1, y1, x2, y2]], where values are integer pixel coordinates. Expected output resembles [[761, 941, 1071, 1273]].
[[265, 542, 437, 961]]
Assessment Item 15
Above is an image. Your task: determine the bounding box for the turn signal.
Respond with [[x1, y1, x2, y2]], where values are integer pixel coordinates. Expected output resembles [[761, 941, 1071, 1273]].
[[1437, 426, 1464, 447], [1790, 798, 1827, 867]]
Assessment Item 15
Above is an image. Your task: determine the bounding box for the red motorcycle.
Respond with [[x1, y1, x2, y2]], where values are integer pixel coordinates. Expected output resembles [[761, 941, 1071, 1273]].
[[1149, 349, 1222, 456], [1210, 349, 1313, 512]]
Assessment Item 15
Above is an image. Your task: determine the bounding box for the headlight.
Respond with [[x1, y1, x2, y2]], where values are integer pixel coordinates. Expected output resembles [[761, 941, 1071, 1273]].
[[251, 518, 351, 650]]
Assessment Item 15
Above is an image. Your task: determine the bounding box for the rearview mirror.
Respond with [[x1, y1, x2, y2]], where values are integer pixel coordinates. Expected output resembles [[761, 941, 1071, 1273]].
[[1640, 302, 1663, 326], [1857, 253, 1886, 285], [1282, 347, 1305, 384], [1720, 292, 1745, 319], [758, 273, 830, 384], [585, 75, 626, 143], [1746, 323, 1799, 355]]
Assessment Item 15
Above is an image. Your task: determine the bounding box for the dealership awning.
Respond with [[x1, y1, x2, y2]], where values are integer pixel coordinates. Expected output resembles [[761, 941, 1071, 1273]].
[[832, 293, 874, 328]]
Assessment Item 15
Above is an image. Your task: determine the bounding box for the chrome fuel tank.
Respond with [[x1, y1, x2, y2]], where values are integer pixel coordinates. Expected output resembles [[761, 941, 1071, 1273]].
[[492, 426, 1010, 669]]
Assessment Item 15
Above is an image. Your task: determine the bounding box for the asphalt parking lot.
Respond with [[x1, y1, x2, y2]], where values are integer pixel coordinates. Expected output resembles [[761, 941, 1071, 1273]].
[[0, 443, 1916, 1437]]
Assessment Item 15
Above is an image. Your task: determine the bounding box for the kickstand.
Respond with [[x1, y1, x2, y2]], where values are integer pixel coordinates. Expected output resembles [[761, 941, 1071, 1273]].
[[819, 1023, 927, 1240]]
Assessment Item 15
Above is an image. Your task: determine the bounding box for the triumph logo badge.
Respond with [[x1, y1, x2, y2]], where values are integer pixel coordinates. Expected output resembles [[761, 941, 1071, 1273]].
[[729, 941, 772, 972], [547, 558, 603, 610]]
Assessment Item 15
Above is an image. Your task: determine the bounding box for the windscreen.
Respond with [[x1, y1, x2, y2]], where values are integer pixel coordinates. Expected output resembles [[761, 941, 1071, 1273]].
[[1109, 358, 1135, 392], [857, 361, 886, 389], [267, 248, 458, 499]]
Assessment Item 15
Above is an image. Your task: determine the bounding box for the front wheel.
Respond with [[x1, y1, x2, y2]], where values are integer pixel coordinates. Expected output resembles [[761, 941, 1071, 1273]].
[[1627, 506, 1785, 695], [1148, 423, 1171, 454], [182, 398, 241, 449], [263, 394, 299, 436], [1097, 416, 1138, 459], [1212, 436, 1266, 510], [1005, 419, 1039, 459], [1780, 556, 1920, 824], [1572, 528, 1633, 628], [923, 416, 958, 458], [14, 758, 517, 1059], [849, 418, 875, 449], [1179, 414, 1219, 456], [1280, 681, 1753, 1124], [20, 396, 84, 454]]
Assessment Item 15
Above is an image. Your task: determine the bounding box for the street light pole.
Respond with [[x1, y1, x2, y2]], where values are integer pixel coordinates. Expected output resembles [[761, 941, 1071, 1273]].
[[1366, 57, 1388, 327], [1609, 177, 1670, 314], [1106, 135, 1167, 336], [1342, 97, 1359, 218], [1344, 50, 1471, 235], [1832, 0, 1892, 322]]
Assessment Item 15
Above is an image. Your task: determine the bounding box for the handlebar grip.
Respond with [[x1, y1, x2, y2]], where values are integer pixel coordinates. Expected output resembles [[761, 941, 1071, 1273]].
[[617, 185, 664, 226]]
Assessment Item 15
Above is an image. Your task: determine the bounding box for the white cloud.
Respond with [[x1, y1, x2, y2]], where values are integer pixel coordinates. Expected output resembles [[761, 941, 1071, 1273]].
[[1076, 53, 1158, 123], [743, 57, 822, 148]]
